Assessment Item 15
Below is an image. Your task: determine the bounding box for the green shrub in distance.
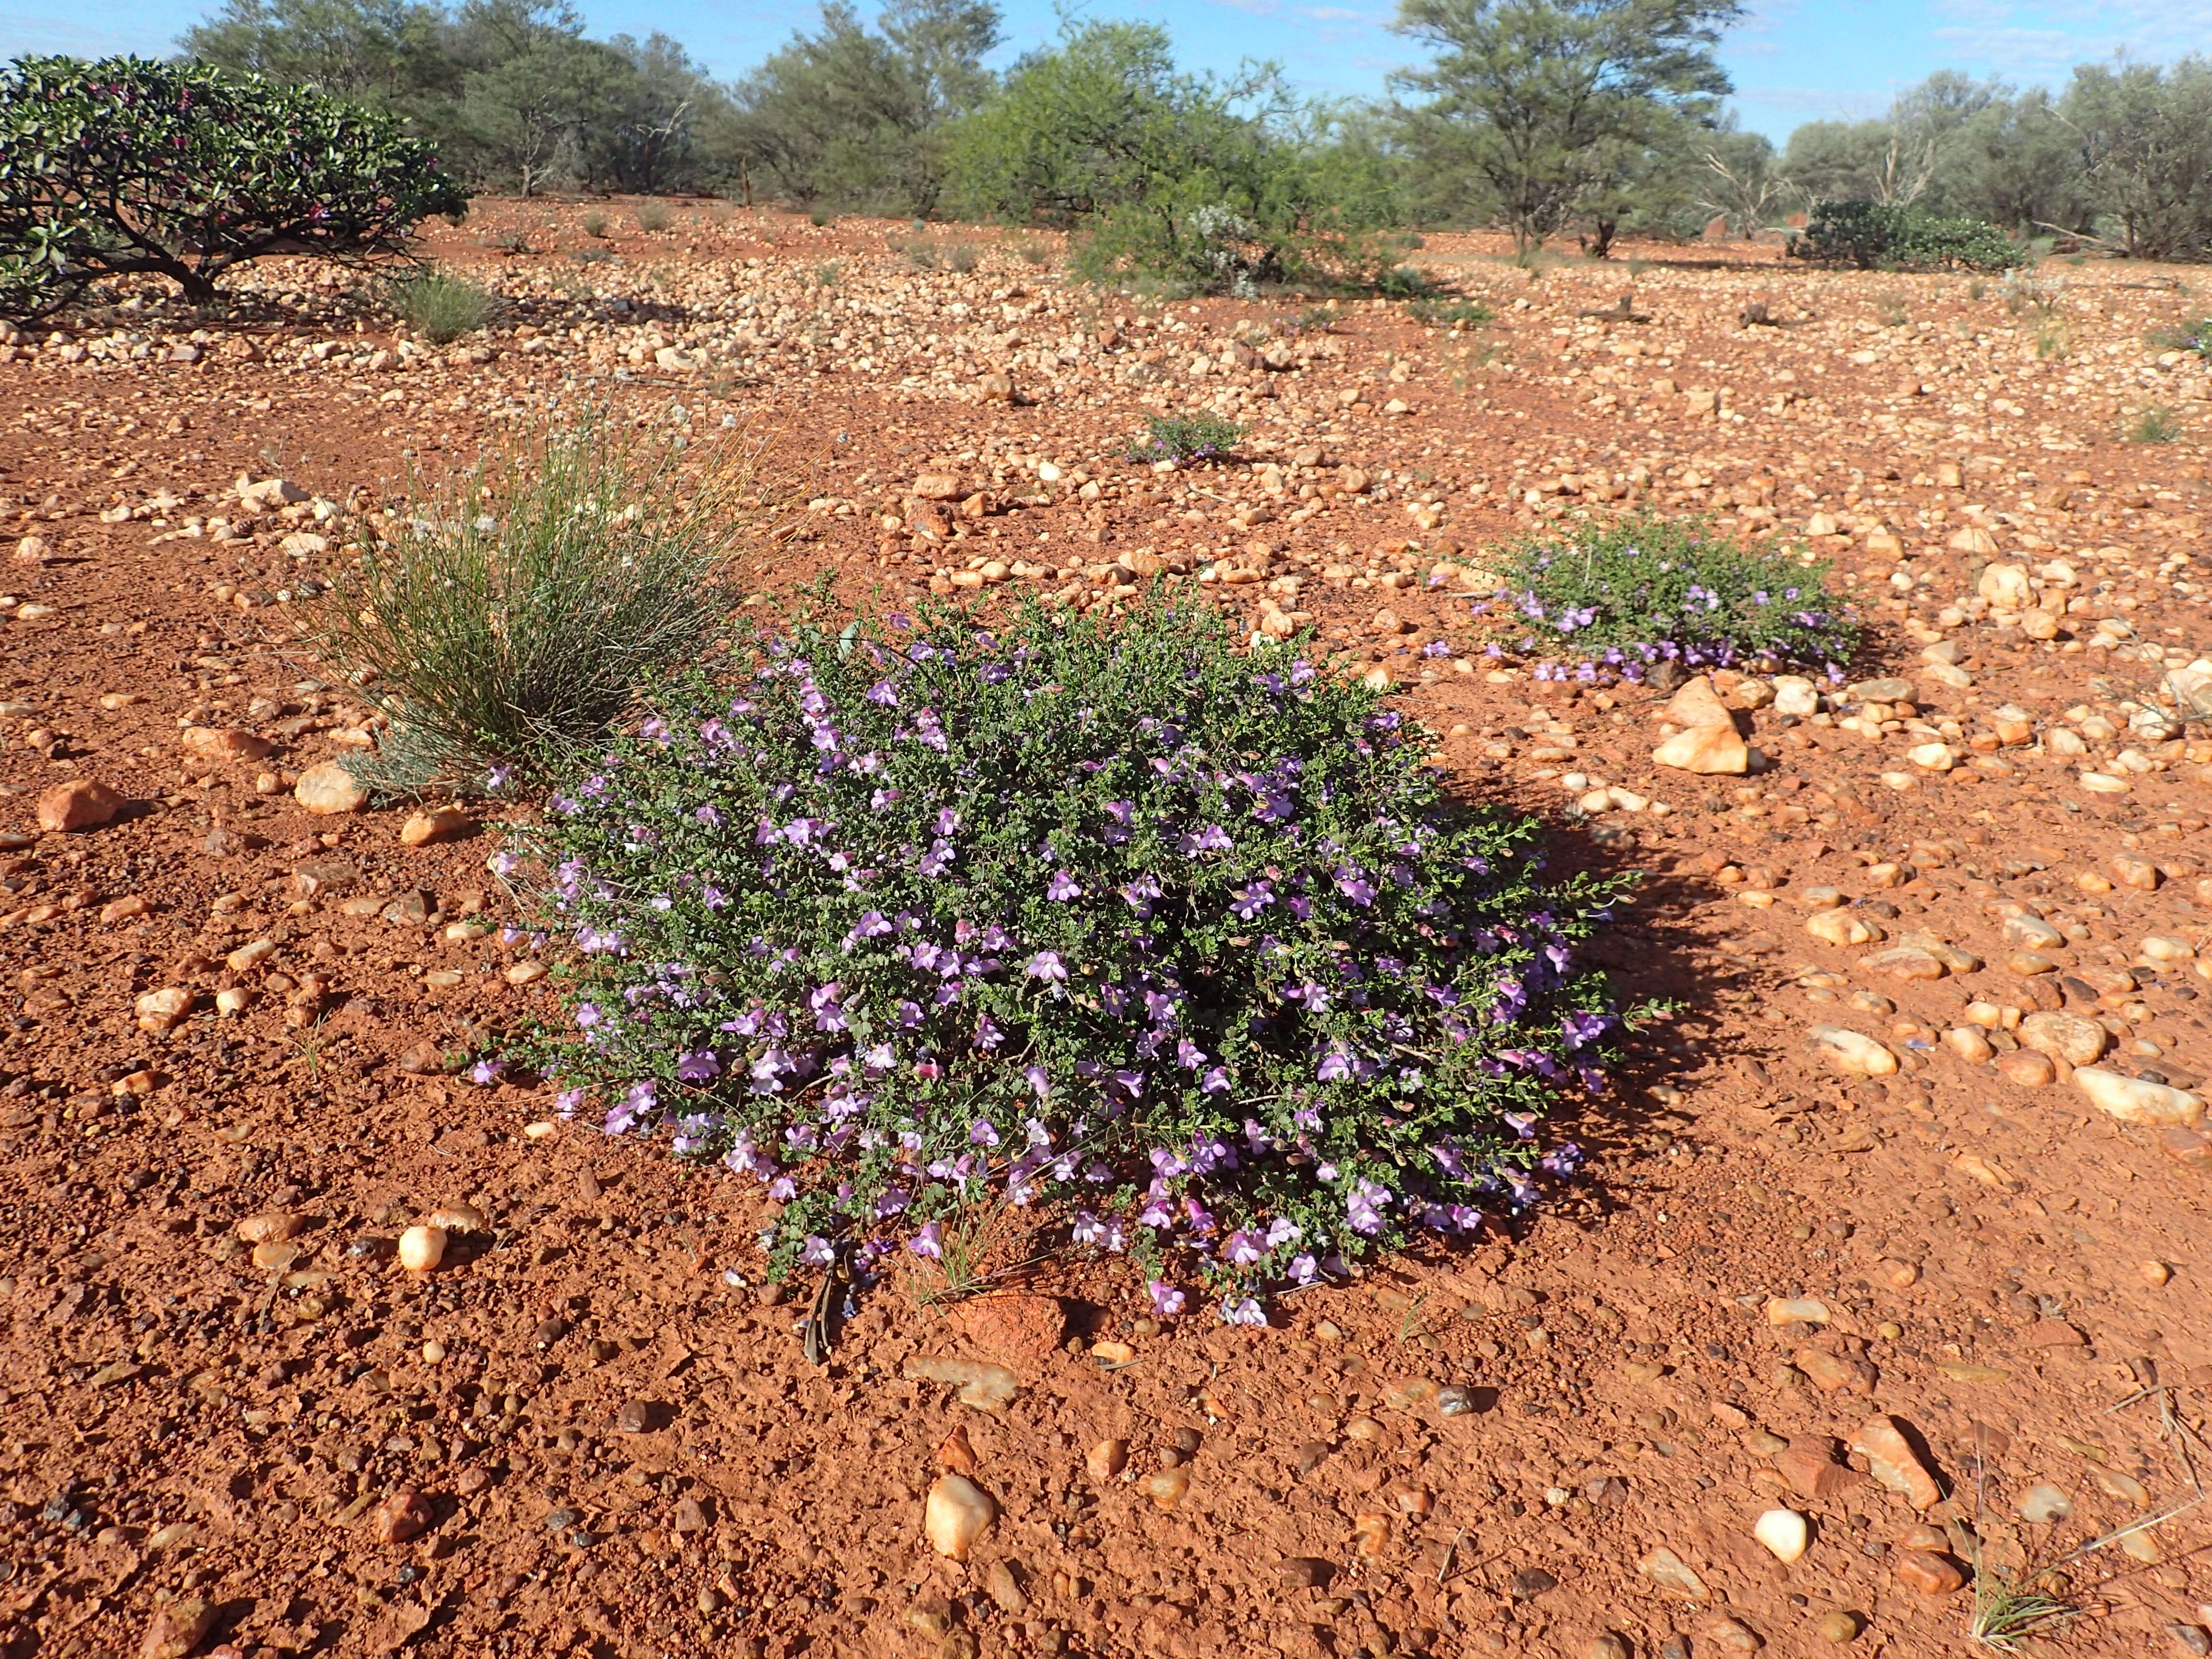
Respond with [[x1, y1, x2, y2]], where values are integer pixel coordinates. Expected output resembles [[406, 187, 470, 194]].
[[635, 201, 672, 233], [385, 270, 497, 344], [581, 210, 609, 238], [1489, 513, 1861, 679], [2128, 404, 2181, 443], [510, 599, 1636, 1305], [1790, 198, 2025, 272], [312, 410, 753, 796], [1407, 297, 1491, 328], [1127, 412, 1246, 465], [0, 54, 468, 317]]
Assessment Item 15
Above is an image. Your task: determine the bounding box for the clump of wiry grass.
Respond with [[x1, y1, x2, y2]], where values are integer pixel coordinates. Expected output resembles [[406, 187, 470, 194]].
[[313, 409, 759, 797], [1969, 1568, 2076, 1649], [385, 269, 498, 344]]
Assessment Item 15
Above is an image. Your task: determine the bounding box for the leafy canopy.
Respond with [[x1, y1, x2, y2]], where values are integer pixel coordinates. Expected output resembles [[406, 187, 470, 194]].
[[1390, 0, 1743, 252], [948, 20, 1400, 292], [0, 54, 468, 315]]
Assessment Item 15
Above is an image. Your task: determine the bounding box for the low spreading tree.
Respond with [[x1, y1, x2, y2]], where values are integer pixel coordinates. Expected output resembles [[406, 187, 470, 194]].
[[0, 54, 469, 317]]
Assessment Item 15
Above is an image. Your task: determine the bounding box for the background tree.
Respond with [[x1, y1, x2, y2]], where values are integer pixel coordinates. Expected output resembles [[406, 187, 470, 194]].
[[1389, 0, 1743, 252], [947, 20, 1395, 292], [2062, 59, 2212, 261], [715, 0, 1000, 216], [181, 0, 455, 106]]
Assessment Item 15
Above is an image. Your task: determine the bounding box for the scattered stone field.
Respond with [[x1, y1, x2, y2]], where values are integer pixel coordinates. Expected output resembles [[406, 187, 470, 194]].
[[1, 199, 2210, 1659]]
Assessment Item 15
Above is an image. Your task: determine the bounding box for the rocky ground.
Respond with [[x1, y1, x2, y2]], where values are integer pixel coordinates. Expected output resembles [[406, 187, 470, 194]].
[[1, 200, 2210, 1659]]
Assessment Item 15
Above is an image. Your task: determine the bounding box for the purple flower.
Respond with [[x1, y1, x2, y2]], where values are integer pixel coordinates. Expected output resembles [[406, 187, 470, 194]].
[[908, 1222, 943, 1259], [1221, 1296, 1266, 1327], [1025, 1063, 1051, 1097], [800, 1235, 835, 1266], [1228, 880, 1274, 920], [1225, 1228, 1265, 1266], [469, 1058, 502, 1085], [1149, 1281, 1187, 1317], [1046, 870, 1082, 901], [676, 1049, 720, 1082], [1024, 950, 1068, 982], [970, 1118, 1000, 1147]]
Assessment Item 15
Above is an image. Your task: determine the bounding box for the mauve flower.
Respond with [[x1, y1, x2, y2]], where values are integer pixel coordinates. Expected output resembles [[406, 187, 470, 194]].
[[1024, 950, 1068, 982], [800, 1235, 835, 1266], [1149, 1281, 1186, 1317], [675, 1049, 720, 1082], [970, 1118, 1000, 1148], [1046, 870, 1082, 901], [908, 1222, 943, 1259], [1221, 1296, 1265, 1326]]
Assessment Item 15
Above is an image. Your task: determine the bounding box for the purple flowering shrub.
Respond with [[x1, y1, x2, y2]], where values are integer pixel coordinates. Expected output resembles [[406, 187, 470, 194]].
[[515, 600, 1636, 1315], [1485, 514, 1861, 681]]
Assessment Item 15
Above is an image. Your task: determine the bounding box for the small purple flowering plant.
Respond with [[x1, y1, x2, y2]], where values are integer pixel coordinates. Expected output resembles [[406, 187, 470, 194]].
[[515, 600, 1640, 1302], [1484, 513, 1861, 682]]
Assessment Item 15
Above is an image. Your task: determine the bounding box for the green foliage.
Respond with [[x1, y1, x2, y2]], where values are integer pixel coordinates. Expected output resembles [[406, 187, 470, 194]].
[[311, 409, 752, 796], [2148, 315, 2212, 355], [511, 599, 1630, 1302], [1390, 0, 1743, 252], [0, 54, 468, 316], [1790, 198, 2024, 271], [581, 208, 608, 236], [1490, 514, 1861, 676], [385, 268, 497, 342], [2063, 59, 2212, 262], [2127, 404, 2181, 443], [950, 21, 1399, 295], [718, 0, 1002, 217], [1127, 412, 1246, 465], [188, 1, 728, 197], [1406, 296, 1492, 327], [634, 200, 672, 232]]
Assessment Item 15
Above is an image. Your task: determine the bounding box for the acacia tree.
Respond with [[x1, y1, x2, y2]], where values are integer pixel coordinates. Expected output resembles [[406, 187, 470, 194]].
[[2063, 59, 2212, 261], [1391, 0, 1743, 252], [0, 55, 469, 317], [719, 0, 1001, 216]]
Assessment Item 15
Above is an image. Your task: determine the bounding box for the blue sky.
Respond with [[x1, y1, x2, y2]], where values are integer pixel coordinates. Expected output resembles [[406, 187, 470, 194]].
[[7, 0, 2211, 140]]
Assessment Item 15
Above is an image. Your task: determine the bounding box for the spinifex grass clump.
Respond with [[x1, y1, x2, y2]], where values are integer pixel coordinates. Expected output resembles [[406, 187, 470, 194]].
[[1128, 412, 1246, 466], [514, 601, 1637, 1316], [313, 409, 754, 796], [1490, 514, 1860, 681], [385, 269, 497, 344]]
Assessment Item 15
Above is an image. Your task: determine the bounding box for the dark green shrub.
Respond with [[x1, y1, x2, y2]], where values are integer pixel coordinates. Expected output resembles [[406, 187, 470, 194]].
[[0, 54, 469, 317], [1487, 514, 1861, 680], [510, 600, 1632, 1307], [1789, 198, 2025, 272]]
